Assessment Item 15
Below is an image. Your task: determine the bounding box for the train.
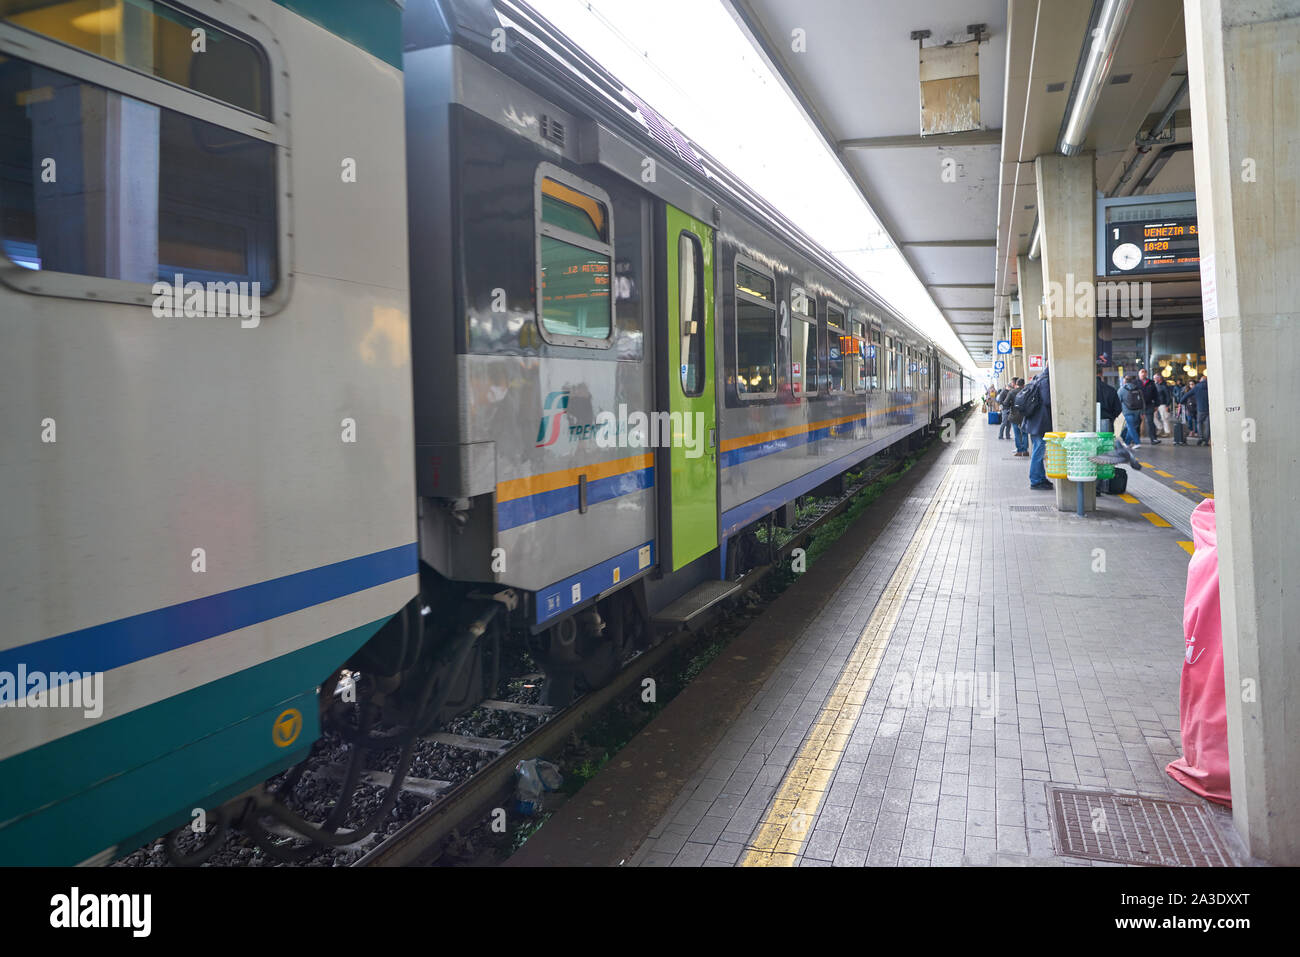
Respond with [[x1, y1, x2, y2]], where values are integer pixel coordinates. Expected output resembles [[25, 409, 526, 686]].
[[0, 0, 973, 865]]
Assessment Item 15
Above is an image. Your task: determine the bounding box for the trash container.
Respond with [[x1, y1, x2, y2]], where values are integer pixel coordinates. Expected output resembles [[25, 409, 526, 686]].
[[1064, 432, 1099, 482], [1094, 432, 1115, 481], [1044, 432, 1068, 479]]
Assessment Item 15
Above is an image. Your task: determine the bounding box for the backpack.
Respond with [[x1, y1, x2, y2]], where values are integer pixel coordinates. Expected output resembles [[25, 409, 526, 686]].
[[1122, 386, 1144, 411], [1099, 465, 1128, 495], [1013, 381, 1041, 420]]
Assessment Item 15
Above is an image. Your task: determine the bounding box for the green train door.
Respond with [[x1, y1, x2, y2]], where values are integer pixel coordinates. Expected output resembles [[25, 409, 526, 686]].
[[666, 205, 717, 570]]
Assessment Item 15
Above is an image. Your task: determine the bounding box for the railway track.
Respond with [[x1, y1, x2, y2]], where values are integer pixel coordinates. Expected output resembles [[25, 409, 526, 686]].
[[351, 443, 925, 866]]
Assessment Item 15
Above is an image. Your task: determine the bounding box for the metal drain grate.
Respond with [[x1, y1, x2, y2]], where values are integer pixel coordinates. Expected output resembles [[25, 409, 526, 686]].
[[1008, 504, 1055, 512], [953, 449, 980, 464], [1048, 788, 1234, 866]]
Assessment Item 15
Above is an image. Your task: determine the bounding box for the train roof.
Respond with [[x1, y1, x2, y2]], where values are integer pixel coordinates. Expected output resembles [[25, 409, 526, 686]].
[[406, 0, 957, 362]]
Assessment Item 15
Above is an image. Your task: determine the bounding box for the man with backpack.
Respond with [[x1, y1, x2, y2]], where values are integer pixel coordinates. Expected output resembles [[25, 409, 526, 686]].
[[1009, 378, 1029, 455], [1118, 373, 1146, 445], [1097, 374, 1122, 435], [997, 381, 1018, 440], [1138, 368, 1162, 444], [1016, 367, 1053, 489]]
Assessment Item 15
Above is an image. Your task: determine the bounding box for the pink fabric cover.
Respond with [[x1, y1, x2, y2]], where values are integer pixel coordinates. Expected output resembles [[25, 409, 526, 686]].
[[1166, 498, 1232, 806]]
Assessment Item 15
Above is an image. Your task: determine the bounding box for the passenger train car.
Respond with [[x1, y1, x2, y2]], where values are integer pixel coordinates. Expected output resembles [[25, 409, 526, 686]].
[[0, 0, 972, 864]]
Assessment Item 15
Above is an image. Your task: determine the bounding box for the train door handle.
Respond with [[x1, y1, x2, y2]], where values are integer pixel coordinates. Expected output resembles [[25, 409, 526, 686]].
[[708, 428, 716, 449]]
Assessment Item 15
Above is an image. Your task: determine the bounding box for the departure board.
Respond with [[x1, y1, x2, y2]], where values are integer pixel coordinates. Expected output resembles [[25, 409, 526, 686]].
[[1105, 217, 1199, 275], [1103, 209, 1200, 277]]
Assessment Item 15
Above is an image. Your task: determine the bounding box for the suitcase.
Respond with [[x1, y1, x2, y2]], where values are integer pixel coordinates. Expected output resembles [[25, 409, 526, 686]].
[[1173, 419, 1186, 445], [988, 411, 1001, 425]]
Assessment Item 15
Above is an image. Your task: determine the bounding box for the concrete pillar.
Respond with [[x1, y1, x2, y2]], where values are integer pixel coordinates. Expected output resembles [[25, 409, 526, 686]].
[[1035, 153, 1098, 511], [1185, 0, 1300, 865], [1017, 253, 1044, 383]]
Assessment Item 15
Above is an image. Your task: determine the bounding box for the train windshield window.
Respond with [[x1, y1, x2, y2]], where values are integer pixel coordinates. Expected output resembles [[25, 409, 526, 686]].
[[735, 260, 775, 397], [538, 174, 613, 344], [849, 319, 866, 393], [790, 286, 817, 396], [0, 57, 277, 287], [678, 231, 704, 397], [3, 0, 271, 118], [827, 304, 846, 392]]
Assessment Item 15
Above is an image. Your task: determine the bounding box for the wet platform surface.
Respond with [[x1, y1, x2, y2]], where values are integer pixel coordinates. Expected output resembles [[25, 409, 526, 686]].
[[512, 412, 1240, 867]]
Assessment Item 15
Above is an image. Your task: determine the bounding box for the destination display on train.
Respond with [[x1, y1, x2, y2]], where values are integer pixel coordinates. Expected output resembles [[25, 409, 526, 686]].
[[1104, 216, 1200, 276]]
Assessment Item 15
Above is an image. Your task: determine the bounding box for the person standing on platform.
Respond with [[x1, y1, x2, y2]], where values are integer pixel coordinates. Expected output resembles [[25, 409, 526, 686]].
[[1138, 368, 1162, 444], [998, 381, 1018, 440], [1184, 381, 1201, 438], [1193, 374, 1211, 446], [1011, 378, 1029, 456], [1021, 367, 1053, 490], [1097, 374, 1122, 435], [1118, 373, 1145, 445], [1153, 374, 1172, 436]]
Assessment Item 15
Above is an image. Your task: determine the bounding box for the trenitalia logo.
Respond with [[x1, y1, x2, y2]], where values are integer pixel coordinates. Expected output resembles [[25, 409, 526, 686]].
[[536, 390, 570, 447]]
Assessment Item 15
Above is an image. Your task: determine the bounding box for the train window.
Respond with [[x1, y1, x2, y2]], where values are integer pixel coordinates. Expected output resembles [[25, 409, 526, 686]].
[[678, 231, 704, 397], [735, 258, 776, 397], [826, 303, 846, 392], [537, 172, 613, 345], [3, 0, 271, 118], [849, 318, 866, 393], [867, 329, 882, 390], [790, 286, 817, 396], [0, 56, 277, 287]]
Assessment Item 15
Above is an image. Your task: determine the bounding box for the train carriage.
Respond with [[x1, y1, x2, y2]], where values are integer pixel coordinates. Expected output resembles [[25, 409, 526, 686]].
[[0, 0, 415, 865]]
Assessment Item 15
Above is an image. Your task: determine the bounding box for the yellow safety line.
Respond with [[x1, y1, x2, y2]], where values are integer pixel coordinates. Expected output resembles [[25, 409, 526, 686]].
[[739, 468, 956, 866], [1201, 491, 1214, 498], [1118, 493, 1140, 504], [1142, 512, 1172, 528], [1177, 541, 1194, 555], [1175, 480, 1198, 489], [1153, 469, 1173, 478], [1139, 461, 1154, 468]]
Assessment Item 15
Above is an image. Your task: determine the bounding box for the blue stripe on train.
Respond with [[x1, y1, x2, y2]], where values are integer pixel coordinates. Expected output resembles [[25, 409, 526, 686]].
[[497, 467, 655, 531], [720, 415, 871, 469], [720, 407, 922, 469], [0, 543, 419, 685], [720, 430, 913, 540], [535, 541, 655, 625]]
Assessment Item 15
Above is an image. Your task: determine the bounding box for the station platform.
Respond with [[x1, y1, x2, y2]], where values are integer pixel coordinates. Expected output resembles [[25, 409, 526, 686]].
[[509, 412, 1242, 868]]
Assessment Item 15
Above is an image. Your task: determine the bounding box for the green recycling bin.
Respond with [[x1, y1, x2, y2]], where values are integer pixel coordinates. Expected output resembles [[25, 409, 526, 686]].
[[1063, 432, 1099, 482], [1095, 432, 1115, 480]]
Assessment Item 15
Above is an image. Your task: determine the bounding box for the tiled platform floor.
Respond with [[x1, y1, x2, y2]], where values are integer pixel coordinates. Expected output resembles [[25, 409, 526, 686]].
[[630, 413, 1208, 867]]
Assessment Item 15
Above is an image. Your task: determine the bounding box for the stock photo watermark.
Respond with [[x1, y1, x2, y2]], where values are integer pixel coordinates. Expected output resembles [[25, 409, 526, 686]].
[[152, 274, 262, 328], [0, 667, 103, 719]]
